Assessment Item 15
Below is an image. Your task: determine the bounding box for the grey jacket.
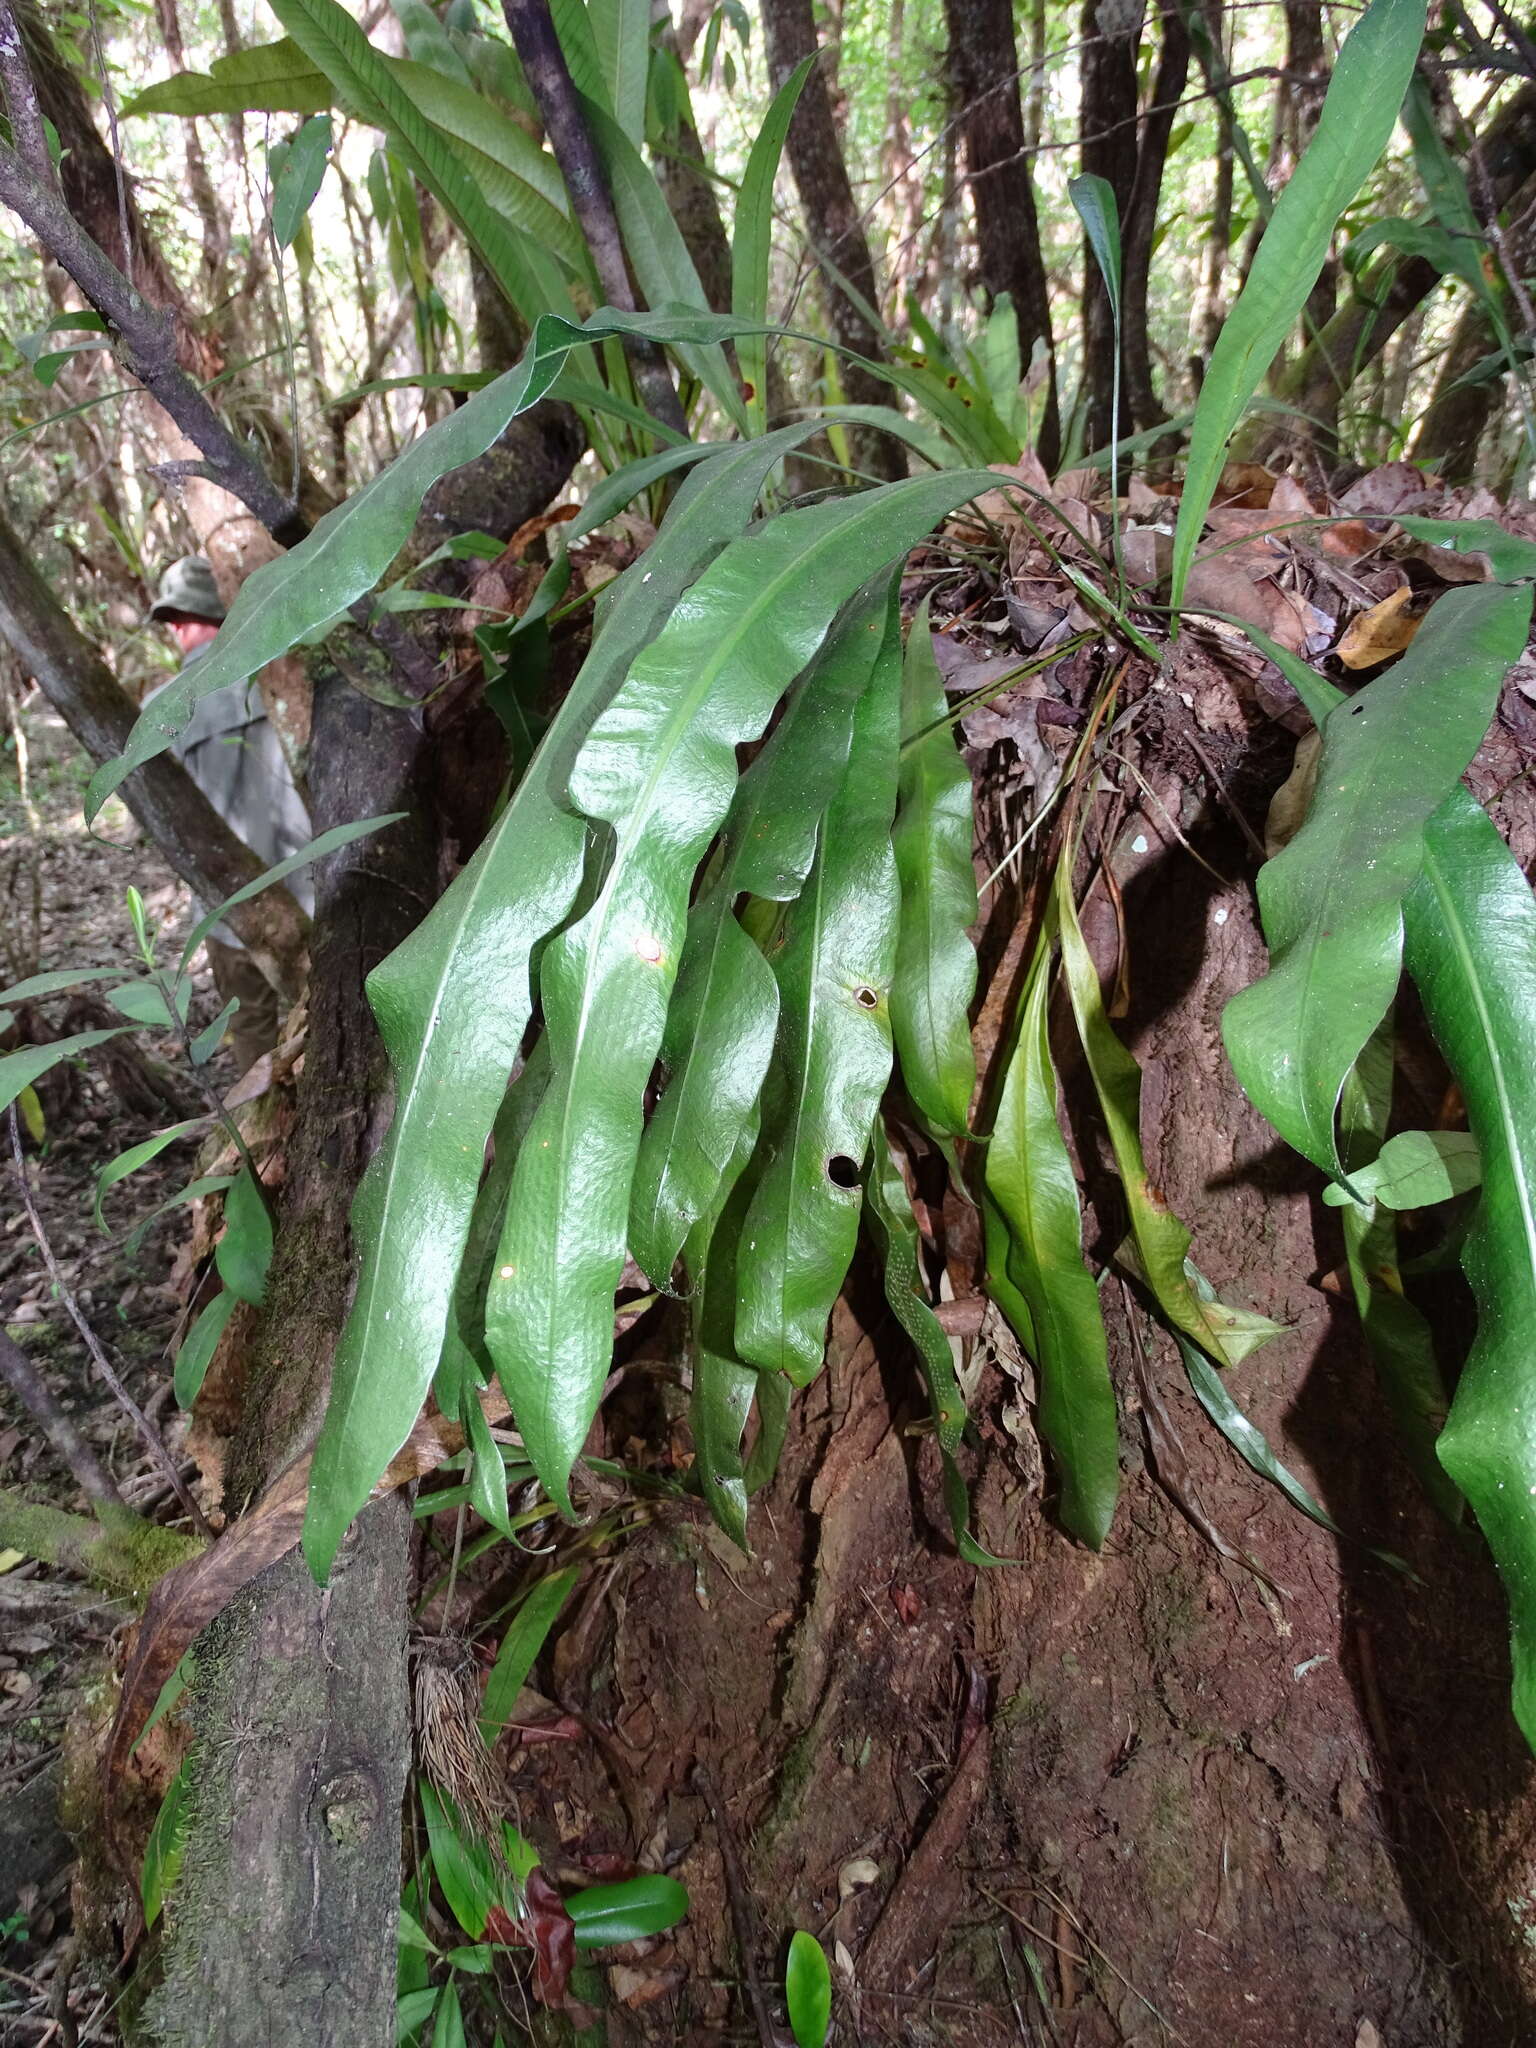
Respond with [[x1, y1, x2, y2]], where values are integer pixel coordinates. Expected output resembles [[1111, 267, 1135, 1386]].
[[150, 666, 313, 941]]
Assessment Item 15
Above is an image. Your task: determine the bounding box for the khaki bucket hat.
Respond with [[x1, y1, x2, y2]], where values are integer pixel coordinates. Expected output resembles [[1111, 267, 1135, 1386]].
[[147, 555, 226, 625]]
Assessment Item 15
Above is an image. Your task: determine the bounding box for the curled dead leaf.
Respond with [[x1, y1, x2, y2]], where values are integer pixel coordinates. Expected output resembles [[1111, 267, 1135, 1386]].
[[1337, 586, 1422, 670]]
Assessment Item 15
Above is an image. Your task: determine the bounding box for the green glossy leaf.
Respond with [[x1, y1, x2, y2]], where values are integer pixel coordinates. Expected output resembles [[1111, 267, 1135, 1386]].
[[215, 1166, 274, 1306], [87, 311, 777, 821], [568, 1874, 688, 1947], [304, 424, 835, 1579], [487, 473, 988, 1504], [732, 54, 815, 432], [123, 38, 332, 117], [189, 996, 241, 1066], [384, 61, 590, 280], [271, 113, 331, 248], [684, 1110, 764, 1549], [1322, 1127, 1481, 1210], [1056, 865, 1282, 1364], [1068, 172, 1122, 317], [1170, 0, 1427, 605], [396, 1987, 440, 2036], [0, 966, 124, 1006], [864, 1131, 965, 1454], [984, 929, 1119, 1549], [268, 0, 565, 317], [630, 581, 892, 1288], [1178, 1338, 1349, 1536], [421, 1784, 497, 1938], [890, 601, 977, 1137], [734, 587, 904, 1384], [125, 1174, 236, 1256], [1336, 1025, 1461, 1519], [0, 1028, 135, 1118], [786, 1929, 832, 2048], [587, 0, 650, 144], [1405, 787, 1536, 1749], [95, 1117, 209, 1230], [174, 1290, 238, 1410], [141, 1757, 193, 1930], [479, 1564, 580, 1744], [586, 98, 747, 429], [107, 976, 191, 1028], [1223, 583, 1531, 1176], [180, 813, 397, 973], [431, 1980, 466, 2048], [463, 1384, 514, 1540], [1394, 516, 1536, 584], [865, 1128, 1007, 1564]]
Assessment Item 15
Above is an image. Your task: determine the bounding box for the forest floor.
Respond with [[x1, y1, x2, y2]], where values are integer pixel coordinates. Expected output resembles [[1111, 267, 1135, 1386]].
[[0, 706, 229, 2043], [5, 460, 1536, 2046]]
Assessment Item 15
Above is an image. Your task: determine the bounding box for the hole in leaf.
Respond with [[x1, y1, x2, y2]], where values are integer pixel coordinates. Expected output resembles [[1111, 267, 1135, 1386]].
[[826, 1155, 860, 1190], [853, 985, 879, 1009]]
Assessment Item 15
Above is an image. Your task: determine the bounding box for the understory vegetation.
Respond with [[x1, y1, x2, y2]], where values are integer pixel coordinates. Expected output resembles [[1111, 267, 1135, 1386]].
[[1, 0, 1536, 2038]]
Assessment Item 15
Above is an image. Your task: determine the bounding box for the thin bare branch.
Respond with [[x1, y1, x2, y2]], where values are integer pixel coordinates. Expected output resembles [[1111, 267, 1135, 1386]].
[[8, 1109, 212, 1538]]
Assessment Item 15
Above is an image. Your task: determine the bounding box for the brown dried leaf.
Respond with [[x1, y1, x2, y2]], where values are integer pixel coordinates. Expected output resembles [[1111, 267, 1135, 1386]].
[[1265, 729, 1324, 859], [1337, 586, 1422, 669]]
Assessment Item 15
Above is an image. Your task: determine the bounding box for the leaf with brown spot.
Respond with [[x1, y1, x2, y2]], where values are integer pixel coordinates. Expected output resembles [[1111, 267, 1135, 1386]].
[[1338, 587, 1423, 669]]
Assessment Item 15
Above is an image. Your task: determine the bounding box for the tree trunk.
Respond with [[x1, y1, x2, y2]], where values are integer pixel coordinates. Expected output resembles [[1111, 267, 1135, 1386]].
[[0, 504, 309, 999], [1079, 0, 1143, 454], [1251, 79, 1536, 463], [1122, 4, 1191, 434], [761, 0, 906, 481], [140, 419, 583, 2047], [944, 0, 1061, 468], [1413, 177, 1536, 480]]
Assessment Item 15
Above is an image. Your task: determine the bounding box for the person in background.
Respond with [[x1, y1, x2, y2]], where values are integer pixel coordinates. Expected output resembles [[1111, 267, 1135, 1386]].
[[146, 556, 312, 1074]]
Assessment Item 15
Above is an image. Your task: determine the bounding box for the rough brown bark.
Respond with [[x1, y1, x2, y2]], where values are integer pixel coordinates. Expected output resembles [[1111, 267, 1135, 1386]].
[[0, 503, 310, 1000], [762, 0, 906, 481], [1413, 177, 1536, 480], [1252, 78, 1536, 462], [1122, 5, 1191, 434], [1079, 0, 1142, 453], [944, 0, 1061, 468], [141, 418, 583, 2048]]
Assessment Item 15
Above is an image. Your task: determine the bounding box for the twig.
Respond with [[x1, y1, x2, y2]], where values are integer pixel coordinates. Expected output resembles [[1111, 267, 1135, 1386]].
[[0, 139, 305, 546], [499, 0, 687, 440], [7, 1111, 211, 1538], [0, 1327, 123, 1510], [694, 1761, 776, 2048]]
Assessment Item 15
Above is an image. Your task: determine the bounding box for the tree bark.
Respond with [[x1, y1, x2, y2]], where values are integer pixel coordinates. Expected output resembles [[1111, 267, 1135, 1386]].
[[1079, 0, 1143, 453], [762, 0, 906, 481], [1412, 176, 1536, 480], [140, 419, 583, 2048], [0, 502, 310, 1000], [1251, 77, 1536, 462], [944, 0, 1061, 468], [1122, 5, 1191, 434]]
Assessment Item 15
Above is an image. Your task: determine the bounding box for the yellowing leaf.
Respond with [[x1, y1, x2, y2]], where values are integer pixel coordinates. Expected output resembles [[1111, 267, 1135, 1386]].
[[1337, 586, 1421, 669]]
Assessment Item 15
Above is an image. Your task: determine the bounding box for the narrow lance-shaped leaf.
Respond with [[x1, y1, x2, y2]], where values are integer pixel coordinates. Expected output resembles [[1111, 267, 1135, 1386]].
[[732, 55, 816, 434], [734, 590, 905, 1385], [864, 1129, 1008, 1565], [685, 1113, 764, 1550], [87, 306, 786, 820], [1169, 0, 1427, 606], [122, 37, 332, 118], [486, 473, 990, 1506], [629, 578, 894, 1288], [270, 113, 331, 248], [1055, 861, 1282, 1366], [1223, 583, 1531, 1178], [890, 599, 978, 1137], [985, 925, 1119, 1549], [1406, 787, 1536, 1751], [1336, 1023, 1462, 1521], [303, 424, 840, 1578]]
